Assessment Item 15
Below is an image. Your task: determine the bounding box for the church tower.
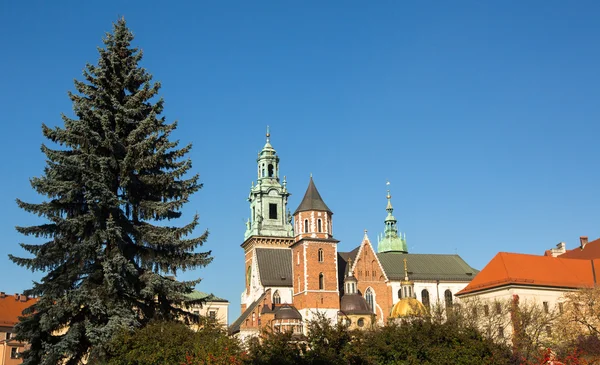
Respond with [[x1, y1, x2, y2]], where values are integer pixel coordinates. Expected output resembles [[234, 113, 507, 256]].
[[240, 128, 294, 312], [244, 127, 293, 239], [291, 177, 340, 325], [377, 188, 407, 253]]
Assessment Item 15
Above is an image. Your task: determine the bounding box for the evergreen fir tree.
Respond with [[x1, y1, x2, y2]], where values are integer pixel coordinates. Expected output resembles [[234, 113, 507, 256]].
[[10, 18, 211, 365]]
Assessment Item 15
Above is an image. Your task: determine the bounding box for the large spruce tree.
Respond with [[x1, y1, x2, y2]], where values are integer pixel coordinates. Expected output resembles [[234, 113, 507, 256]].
[[10, 19, 211, 365]]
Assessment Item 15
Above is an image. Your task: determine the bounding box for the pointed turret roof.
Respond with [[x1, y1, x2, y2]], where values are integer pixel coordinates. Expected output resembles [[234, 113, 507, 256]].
[[294, 177, 332, 214]]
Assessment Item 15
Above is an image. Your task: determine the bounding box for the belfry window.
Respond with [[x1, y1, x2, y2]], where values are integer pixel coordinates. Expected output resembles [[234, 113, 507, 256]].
[[268, 164, 274, 177], [319, 273, 324, 290], [318, 248, 324, 262], [304, 219, 309, 233], [273, 290, 281, 304], [269, 204, 277, 219], [317, 219, 322, 232], [365, 288, 374, 313]]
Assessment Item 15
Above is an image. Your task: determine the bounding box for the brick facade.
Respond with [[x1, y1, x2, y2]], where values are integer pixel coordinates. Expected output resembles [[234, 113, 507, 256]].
[[352, 237, 392, 323]]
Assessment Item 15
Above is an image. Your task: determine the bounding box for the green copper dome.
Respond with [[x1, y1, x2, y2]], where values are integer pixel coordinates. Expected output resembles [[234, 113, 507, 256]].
[[377, 190, 407, 253]]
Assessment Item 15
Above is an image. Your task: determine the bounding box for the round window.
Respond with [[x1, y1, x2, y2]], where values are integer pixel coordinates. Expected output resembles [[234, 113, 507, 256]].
[[345, 319, 351, 327], [357, 318, 365, 327]]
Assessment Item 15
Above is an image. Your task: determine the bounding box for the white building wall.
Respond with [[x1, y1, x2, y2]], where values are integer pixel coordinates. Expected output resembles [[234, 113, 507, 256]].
[[266, 286, 294, 304], [300, 308, 339, 334], [186, 301, 230, 327], [389, 280, 471, 307]]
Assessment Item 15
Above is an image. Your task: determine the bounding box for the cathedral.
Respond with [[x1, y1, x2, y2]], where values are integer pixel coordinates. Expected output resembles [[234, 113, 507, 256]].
[[229, 131, 479, 339]]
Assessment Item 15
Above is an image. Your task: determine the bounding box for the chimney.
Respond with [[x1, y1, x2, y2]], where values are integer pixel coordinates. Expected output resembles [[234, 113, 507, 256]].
[[14, 294, 19, 301], [580, 236, 589, 249], [20, 294, 27, 302], [0, 292, 5, 298]]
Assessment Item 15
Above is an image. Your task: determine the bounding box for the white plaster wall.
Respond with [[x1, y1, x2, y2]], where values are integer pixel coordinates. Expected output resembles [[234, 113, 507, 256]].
[[389, 280, 470, 306], [267, 286, 294, 304], [186, 301, 230, 327], [456, 286, 572, 339], [458, 286, 569, 310], [240, 250, 265, 308], [300, 308, 339, 334]]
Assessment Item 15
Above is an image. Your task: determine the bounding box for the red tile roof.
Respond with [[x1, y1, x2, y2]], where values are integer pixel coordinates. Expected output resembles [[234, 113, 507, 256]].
[[560, 237, 600, 260], [456, 252, 600, 296], [0, 294, 37, 327]]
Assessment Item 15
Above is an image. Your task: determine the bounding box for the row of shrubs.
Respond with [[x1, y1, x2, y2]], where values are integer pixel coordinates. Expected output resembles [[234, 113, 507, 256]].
[[92, 316, 597, 365]]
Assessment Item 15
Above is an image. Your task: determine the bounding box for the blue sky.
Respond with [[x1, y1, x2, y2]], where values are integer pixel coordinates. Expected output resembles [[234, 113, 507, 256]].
[[1, 1, 599, 321]]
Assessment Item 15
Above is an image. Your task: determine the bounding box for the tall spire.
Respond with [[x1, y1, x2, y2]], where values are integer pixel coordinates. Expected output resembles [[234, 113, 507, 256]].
[[294, 176, 332, 214], [293, 176, 334, 240], [377, 182, 408, 253]]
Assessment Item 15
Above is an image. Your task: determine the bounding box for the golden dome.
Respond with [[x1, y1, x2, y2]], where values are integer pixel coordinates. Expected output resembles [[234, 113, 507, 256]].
[[390, 298, 427, 318]]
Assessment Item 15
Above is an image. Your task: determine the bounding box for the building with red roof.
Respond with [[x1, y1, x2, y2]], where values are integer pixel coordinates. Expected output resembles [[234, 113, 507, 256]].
[[559, 236, 600, 260], [457, 252, 599, 298], [456, 252, 599, 346], [0, 293, 36, 364]]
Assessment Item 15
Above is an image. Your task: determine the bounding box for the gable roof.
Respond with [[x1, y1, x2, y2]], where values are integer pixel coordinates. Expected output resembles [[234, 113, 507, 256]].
[[293, 177, 332, 214], [0, 294, 37, 327], [560, 237, 600, 260], [457, 252, 600, 296], [185, 290, 228, 303], [256, 248, 293, 287], [377, 252, 478, 281], [349, 233, 389, 281], [228, 292, 267, 335]]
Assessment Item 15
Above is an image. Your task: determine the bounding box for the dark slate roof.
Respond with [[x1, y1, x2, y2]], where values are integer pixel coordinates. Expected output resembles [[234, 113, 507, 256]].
[[256, 248, 293, 287], [340, 294, 372, 315], [228, 292, 267, 335], [337, 247, 360, 292], [274, 304, 303, 320], [293, 177, 332, 214], [377, 252, 479, 281]]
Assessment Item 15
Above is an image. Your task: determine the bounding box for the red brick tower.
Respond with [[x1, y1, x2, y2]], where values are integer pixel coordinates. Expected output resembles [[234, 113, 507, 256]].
[[291, 176, 340, 324]]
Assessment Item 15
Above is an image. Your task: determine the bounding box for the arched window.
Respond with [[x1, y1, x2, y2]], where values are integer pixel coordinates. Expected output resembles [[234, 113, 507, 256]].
[[318, 248, 324, 262], [268, 164, 274, 177], [273, 290, 281, 304], [421, 289, 430, 309], [365, 288, 374, 313], [304, 219, 309, 233], [319, 273, 324, 290], [444, 289, 453, 310], [317, 219, 322, 232], [398, 289, 402, 299], [297, 252, 300, 265], [261, 164, 265, 177]]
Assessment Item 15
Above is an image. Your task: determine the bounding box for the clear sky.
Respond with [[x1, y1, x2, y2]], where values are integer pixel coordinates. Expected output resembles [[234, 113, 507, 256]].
[[1, 1, 599, 322]]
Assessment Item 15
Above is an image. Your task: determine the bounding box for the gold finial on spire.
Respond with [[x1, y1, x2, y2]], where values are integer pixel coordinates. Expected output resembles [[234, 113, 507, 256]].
[[386, 180, 392, 200], [266, 125, 270, 142], [403, 258, 408, 280]]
